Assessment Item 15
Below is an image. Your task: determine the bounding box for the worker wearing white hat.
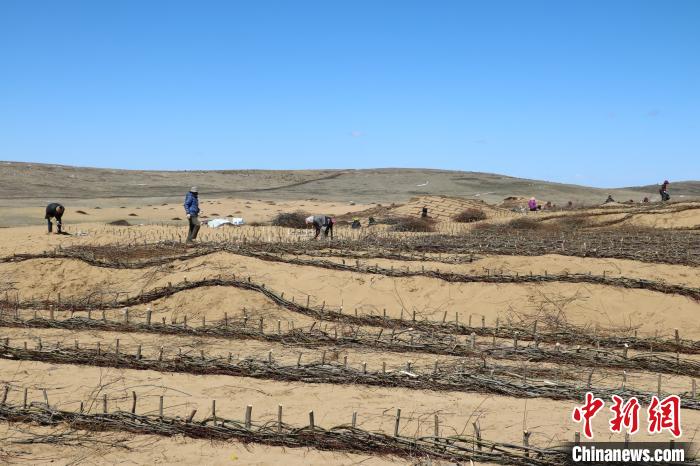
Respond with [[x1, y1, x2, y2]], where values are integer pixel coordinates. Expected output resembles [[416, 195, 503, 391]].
[[305, 215, 335, 240]]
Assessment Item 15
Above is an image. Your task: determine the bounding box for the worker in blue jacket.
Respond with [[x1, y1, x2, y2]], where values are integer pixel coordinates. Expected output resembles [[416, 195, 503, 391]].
[[184, 187, 201, 243]]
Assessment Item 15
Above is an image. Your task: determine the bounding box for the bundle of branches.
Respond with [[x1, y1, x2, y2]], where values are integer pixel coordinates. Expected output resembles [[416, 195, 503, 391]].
[[387, 217, 437, 232], [2, 344, 699, 410], [0, 403, 578, 466], [453, 208, 487, 223], [3, 314, 700, 378], [271, 211, 310, 229]]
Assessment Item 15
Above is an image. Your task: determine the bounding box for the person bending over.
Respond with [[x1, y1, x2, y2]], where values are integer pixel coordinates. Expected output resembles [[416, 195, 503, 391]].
[[45, 203, 65, 234], [306, 215, 335, 239]]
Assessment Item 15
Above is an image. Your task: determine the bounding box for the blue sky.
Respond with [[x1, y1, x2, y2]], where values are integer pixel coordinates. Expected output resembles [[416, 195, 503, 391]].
[[1, 1, 698, 187]]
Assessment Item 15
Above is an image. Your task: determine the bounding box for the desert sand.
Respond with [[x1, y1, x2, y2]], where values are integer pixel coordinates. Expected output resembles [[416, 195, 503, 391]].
[[1, 188, 699, 464]]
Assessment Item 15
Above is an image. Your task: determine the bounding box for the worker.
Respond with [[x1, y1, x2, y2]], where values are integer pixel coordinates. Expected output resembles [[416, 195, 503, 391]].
[[605, 194, 615, 203], [184, 186, 201, 243], [45, 202, 65, 234], [305, 215, 335, 239], [660, 180, 670, 202], [528, 197, 540, 212], [351, 217, 361, 229]]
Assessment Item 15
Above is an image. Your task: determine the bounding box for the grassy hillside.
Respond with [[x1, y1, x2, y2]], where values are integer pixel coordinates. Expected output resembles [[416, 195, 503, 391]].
[[1, 161, 698, 205]]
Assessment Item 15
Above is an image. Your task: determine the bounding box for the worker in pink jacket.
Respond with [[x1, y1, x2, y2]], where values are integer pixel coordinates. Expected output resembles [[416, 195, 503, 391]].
[[528, 197, 540, 212]]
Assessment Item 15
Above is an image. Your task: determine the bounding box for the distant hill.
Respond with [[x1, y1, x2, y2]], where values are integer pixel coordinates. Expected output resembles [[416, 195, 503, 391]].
[[1, 161, 698, 205], [626, 181, 700, 198]]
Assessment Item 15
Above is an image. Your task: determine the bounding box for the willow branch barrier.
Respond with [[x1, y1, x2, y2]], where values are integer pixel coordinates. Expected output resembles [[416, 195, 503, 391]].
[[2, 275, 699, 355], [2, 315, 700, 379], [0, 399, 578, 466], [1, 343, 699, 410]]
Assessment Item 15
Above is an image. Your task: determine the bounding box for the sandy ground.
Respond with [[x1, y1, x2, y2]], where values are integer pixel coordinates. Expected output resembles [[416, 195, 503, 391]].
[[3, 359, 697, 447], [0, 424, 404, 466], [1, 198, 699, 464], [0, 197, 373, 228], [2, 252, 698, 339]]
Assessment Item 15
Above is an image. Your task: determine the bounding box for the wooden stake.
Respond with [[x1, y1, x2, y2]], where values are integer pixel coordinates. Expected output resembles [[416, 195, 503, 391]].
[[523, 430, 531, 457], [351, 411, 357, 428], [245, 405, 252, 429], [131, 391, 137, 413], [278, 405, 283, 432], [309, 411, 315, 430], [473, 421, 482, 450], [394, 408, 401, 437]]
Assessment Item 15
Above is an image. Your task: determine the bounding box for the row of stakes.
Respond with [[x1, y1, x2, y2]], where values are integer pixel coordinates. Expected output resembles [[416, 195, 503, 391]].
[[12, 292, 692, 355], [0, 382, 565, 455], [1, 384, 680, 455], [2, 325, 699, 399]]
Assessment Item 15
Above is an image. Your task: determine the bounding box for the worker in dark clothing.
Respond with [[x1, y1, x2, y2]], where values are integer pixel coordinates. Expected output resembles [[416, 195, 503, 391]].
[[660, 180, 670, 202], [305, 215, 335, 239], [184, 187, 201, 243], [45, 203, 65, 233]]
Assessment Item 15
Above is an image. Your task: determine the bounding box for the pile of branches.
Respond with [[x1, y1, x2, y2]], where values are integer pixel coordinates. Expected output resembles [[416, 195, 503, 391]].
[[386, 217, 437, 233], [3, 315, 700, 378], [1, 275, 699, 355], [271, 211, 310, 229], [2, 344, 699, 410], [453, 208, 487, 223], [0, 403, 577, 466]]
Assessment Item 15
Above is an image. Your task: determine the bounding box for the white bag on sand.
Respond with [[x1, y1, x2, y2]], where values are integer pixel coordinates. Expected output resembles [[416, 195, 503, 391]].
[[207, 218, 245, 228]]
